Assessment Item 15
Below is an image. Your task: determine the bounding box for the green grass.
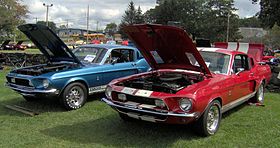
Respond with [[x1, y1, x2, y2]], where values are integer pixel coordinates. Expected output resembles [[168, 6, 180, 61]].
[[0, 68, 280, 147], [0, 48, 41, 54]]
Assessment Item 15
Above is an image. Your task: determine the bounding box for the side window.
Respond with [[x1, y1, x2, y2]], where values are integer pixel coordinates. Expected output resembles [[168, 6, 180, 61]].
[[105, 49, 134, 64], [232, 55, 250, 73]]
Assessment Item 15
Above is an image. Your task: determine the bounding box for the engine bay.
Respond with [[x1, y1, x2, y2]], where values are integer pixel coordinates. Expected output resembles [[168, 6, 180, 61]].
[[13, 62, 79, 76], [120, 72, 203, 94]]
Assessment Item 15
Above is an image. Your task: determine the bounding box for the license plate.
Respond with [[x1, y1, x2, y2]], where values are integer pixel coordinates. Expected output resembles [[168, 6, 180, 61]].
[[140, 115, 156, 122]]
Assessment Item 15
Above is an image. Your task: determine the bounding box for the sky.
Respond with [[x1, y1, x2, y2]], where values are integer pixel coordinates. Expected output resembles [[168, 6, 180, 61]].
[[22, 0, 260, 30]]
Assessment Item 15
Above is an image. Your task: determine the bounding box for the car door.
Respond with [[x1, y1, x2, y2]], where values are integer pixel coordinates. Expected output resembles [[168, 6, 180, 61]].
[[101, 48, 139, 84], [231, 54, 255, 100]]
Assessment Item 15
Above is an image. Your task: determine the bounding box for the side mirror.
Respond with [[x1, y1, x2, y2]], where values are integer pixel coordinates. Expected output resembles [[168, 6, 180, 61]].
[[235, 68, 245, 76]]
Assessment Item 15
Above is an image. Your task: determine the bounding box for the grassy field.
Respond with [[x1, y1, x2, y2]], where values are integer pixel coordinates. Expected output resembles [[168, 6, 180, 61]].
[[0, 68, 280, 147], [0, 48, 41, 54]]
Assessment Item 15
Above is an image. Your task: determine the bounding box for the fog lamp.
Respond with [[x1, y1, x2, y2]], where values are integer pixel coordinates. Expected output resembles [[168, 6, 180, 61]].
[[179, 98, 192, 111], [155, 99, 166, 108], [105, 86, 112, 99]]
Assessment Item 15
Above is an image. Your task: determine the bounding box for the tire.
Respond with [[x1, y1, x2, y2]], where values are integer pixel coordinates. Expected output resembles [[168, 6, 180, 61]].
[[23, 96, 38, 102], [193, 100, 221, 136], [253, 82, 265, 104], [60, 82, 88, 110]]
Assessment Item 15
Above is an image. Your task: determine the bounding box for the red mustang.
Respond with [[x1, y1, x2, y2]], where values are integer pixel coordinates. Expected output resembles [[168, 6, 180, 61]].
[[102, 24, 271, 136]]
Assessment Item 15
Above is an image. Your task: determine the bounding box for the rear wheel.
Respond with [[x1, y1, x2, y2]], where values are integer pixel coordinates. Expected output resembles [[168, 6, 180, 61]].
[[194, 100, 221, 136], [60, 82, 88, 110]]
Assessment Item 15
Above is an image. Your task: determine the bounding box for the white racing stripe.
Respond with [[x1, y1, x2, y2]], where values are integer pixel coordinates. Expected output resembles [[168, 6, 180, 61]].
[[238, 43, 249, 53], [227, 42, 238, 50]]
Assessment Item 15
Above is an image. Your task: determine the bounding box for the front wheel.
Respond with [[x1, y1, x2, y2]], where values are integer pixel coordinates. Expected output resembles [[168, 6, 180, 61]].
[[194, 100, 221, 136], [60, 82, 88, 110]]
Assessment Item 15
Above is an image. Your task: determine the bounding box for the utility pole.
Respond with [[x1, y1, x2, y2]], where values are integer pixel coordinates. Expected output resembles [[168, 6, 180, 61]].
[[86, 5, 89, 44], [43, 3, 53, 27], [66, 19, 69, 43], [226, 11, 230, 42], [96, 21, 99, 31], [35, 17, 38, 23]]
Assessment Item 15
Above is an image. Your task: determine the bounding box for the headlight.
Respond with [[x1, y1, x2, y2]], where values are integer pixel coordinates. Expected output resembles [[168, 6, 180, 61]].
[[42, 79, 49, 88], [118, 93, 127, 101], [155, 99, 166, 108], [179, 98, 192, 111], [105, 86, 112, 99]]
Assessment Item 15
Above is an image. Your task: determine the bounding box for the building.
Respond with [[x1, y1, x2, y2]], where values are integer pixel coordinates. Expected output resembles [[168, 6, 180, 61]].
[[57, 28, 97, 38]]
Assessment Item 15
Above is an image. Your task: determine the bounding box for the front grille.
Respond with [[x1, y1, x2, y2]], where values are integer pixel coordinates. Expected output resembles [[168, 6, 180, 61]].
[[7, 76, 31, 87], [117, 107, 167, 121], [113, 91, 155, 105]]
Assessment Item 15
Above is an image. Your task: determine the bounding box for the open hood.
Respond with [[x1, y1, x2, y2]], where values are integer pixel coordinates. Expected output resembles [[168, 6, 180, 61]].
[[18, 24, 81, 64], [124, 24, 211, 76]]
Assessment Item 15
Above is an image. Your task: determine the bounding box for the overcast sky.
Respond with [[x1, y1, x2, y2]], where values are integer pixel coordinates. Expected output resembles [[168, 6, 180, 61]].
[[22, 0, 260, 30]]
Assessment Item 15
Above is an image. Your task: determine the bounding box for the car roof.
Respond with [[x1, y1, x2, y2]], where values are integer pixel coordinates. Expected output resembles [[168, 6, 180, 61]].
[[79, 44, 136, 50], [198, 47, 246, 55]]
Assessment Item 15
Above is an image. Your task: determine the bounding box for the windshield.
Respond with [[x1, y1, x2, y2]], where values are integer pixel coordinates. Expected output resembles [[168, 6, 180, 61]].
[[200, 51, 230, 74], [73, 47, 107, 64]]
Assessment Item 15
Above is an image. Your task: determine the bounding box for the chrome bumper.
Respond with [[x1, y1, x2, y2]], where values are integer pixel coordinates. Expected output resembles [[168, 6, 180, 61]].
[[5, 82, 59, 96], [101, 97, 199, 118]]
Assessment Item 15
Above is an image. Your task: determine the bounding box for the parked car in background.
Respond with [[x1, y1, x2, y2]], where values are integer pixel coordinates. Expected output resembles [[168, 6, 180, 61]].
[[106, 40, 117, 45], [0, 40, 26, 50], [0, 40, 11, 50], [5, 24, 150, 110], [102, 24, 271, 136]]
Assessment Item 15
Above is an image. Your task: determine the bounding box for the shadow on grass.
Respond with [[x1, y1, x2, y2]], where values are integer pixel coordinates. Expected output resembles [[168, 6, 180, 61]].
[[41, 114, 201, 147], [222, 102, 248, 119], [0, 93, 106, 116]]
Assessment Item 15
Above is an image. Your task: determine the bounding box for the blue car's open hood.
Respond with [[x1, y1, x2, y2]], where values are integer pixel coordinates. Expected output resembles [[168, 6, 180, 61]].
[[18, 24, 81, 64]]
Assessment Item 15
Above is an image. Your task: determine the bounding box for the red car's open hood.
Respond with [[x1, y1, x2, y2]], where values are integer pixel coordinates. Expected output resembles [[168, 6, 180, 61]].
[[124, 24, 211, 76]]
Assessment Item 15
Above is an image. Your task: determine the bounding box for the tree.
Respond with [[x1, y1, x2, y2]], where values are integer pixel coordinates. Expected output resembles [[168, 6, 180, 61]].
[[105, 23, 118, 36], [0, 0, 28, 38], [144, 0, 241, 42], [263, 24, 280, 49], [119, 1, 144, 37], [59, 25, 67, 29], [251, 0, 280, 28], [135, 6, 144, 24], [36, 21, 57, 32], [239, 16, 262, 28]]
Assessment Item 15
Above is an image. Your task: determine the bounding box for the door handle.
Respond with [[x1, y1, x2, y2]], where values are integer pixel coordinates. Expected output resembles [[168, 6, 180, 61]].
[[250, 73, 254, 76], [131, 63, 136, 66]]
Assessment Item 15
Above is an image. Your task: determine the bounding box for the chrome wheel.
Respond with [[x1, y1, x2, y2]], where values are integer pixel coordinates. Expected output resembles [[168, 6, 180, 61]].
[[257, 83, 264, 104], [65, 86, 85, 108], [206, 105, 220, 134]]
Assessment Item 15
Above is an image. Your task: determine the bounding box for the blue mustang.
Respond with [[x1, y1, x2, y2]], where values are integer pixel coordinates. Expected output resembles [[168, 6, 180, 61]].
[[5, 24, 150, 110]]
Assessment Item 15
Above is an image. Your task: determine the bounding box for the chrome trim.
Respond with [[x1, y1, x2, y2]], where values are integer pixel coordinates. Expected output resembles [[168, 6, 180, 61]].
[[101, 98, 199, 118], [222, 91, 256, 113], [6, 82, 59, 94]]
